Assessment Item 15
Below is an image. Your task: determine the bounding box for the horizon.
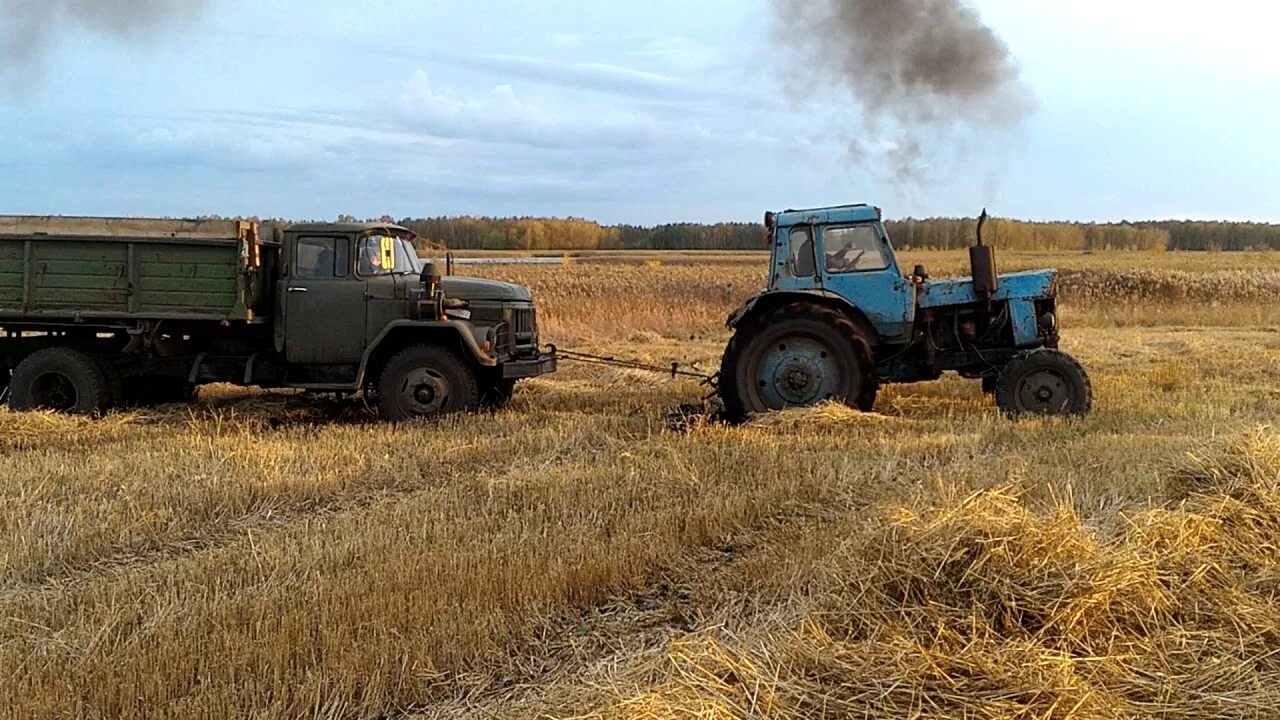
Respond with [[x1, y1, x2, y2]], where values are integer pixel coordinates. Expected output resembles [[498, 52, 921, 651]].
[[2, 1, 1277, 225]]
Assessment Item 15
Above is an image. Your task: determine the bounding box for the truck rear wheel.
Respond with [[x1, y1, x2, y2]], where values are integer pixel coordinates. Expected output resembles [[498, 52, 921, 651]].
[[719, 303, 877, 423], [995, 349, 1092, 417], [9, 347, 112, 415], [377, 345, 479, 422]]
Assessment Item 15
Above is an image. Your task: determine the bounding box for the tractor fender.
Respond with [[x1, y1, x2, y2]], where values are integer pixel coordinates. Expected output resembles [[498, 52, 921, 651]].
[[357, 320, 496, 389], [728, 290, 880, 342]]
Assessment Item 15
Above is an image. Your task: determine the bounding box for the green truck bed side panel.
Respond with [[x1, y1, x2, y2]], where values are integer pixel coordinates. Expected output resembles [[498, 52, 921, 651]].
[[0, 236, 244, 319], [136, 244, 238, 313], [0, 242, 25, 303], [30, 241, 130, 311]]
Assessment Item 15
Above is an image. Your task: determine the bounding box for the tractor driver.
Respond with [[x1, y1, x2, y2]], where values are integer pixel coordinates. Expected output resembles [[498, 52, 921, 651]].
[[825, 244, 866, 273]]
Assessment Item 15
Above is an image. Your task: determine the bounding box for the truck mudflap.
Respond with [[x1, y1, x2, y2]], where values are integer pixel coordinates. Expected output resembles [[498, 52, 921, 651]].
[[502, 353, 557, 380]]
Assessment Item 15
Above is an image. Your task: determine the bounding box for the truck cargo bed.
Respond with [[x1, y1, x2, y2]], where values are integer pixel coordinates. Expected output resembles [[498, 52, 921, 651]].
[[0, 216, 275, 323]]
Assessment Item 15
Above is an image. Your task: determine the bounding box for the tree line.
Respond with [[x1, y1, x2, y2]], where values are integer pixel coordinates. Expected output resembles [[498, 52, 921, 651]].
[[275, 214, 1280, 252]]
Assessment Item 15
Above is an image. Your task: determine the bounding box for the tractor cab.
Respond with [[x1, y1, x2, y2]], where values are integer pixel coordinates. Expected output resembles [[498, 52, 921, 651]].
[[764, 204, 916, 342]]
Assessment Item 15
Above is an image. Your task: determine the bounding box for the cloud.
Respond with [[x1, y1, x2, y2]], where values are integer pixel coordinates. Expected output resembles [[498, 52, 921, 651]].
[[394, 69, 671, 152], [466, 53, 692, 98]]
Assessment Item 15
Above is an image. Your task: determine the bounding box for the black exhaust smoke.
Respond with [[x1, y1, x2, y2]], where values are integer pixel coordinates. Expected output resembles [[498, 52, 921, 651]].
[[769, 0, 1033, 183], [1, 0, 211, 81]]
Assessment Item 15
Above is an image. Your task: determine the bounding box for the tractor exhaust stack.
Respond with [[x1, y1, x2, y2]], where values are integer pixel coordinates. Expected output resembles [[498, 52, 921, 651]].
[[970, 209, 998, 297]]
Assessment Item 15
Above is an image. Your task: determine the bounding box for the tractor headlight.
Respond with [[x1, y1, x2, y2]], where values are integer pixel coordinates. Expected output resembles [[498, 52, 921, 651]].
[[1039, 311, 1058, 334]]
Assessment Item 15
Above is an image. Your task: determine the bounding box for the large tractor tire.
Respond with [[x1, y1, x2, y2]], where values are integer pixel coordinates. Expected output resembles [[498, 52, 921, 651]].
[[719, 302, 877, 423], [8, 347, 112, 415], [376, 345, 479, 422], [994, 349, 1092, 418]]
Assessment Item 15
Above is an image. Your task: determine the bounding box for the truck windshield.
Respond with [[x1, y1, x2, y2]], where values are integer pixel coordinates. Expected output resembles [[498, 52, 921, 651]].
[[358, 235, 421, 276]]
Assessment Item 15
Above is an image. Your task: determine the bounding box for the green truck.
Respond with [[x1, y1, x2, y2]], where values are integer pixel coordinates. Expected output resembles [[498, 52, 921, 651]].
[[0, 216, 556, 419]]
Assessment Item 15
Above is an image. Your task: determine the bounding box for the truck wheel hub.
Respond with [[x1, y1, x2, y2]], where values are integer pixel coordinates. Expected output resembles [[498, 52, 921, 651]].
[[401, 368, 449, 414], [32, 372, 79, 411]]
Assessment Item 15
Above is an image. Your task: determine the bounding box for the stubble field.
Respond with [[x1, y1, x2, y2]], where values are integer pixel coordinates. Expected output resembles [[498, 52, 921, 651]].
[[2, 250, 1279, 719]]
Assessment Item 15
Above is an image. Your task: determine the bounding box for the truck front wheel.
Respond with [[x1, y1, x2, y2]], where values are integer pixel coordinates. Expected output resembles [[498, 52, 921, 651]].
[[9, 347, 112, 415], [376, 345, 480, 422]]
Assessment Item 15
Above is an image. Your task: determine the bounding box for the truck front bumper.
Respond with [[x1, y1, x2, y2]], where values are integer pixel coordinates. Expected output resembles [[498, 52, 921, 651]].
[[502, 353, 557, 380]]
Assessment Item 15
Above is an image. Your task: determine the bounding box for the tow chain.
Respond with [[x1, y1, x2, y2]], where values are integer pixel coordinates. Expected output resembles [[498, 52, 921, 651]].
[[546, 344, 720, 391]]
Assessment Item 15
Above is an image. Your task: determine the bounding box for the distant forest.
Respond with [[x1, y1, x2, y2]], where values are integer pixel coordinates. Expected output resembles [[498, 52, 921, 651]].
[[323, 215, 1280, 252]]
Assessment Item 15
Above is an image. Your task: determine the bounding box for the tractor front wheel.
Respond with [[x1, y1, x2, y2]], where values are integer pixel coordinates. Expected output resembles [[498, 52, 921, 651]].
[[994, 349, 1092, 418], [719, 303, 877, 423]]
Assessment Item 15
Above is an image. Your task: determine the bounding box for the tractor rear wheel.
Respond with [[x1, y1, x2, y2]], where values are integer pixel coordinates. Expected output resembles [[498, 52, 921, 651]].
[[377, 345, 479, 422], [994, 349, 1092, 418], [719, 303, 877, 423]]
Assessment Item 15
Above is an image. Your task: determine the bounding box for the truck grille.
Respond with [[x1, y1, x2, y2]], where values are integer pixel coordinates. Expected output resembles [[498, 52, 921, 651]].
[[514, 307, 535, 336], [511, 307, 537, 354]]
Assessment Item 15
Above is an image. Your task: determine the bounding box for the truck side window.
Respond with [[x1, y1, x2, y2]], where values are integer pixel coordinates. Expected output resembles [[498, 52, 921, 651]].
[[790, 227, 816, 277], [823, 225, 888, 274], [296, 237, 348, 279]]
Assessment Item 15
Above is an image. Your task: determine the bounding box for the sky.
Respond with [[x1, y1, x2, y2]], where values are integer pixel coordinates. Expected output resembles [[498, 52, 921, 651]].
[[0, 0, 1277, 225]]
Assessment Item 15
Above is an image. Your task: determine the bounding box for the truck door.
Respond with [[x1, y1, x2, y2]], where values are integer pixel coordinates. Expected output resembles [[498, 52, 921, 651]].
[[284, 235, 367, 364], [356, 234, 411, 348], [816, 223, 915, 342]]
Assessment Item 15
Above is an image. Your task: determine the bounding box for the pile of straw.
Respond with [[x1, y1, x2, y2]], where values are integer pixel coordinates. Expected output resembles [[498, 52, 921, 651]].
[[614, 429, 1280, 719]]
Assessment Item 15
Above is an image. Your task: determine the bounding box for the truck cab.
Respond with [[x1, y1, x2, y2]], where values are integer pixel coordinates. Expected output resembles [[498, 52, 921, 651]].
[[275, 223, 551, 392], [720, 204, 1090, 419]]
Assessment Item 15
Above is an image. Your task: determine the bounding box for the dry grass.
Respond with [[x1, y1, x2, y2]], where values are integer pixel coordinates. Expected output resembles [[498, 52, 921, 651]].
[[466, 250, 1280, 339], [601, 431, 1280, 720], [1, 251, 1278, 719]]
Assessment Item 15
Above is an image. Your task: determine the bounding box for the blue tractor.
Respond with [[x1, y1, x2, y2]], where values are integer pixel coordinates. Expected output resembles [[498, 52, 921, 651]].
[[719, 204, 1092, 421]]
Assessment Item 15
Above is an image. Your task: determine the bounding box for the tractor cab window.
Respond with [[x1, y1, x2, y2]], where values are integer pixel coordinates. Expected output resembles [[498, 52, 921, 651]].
[[789, 227, 816, 277], [295, 236, 349, 279], [358, 235, 420, 276], [823, 225, 888, 274]]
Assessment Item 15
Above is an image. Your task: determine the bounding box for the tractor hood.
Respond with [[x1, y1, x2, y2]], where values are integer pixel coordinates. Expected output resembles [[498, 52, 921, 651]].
[[440, 276, 534, 303], [917, 269, 1057, 309]]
